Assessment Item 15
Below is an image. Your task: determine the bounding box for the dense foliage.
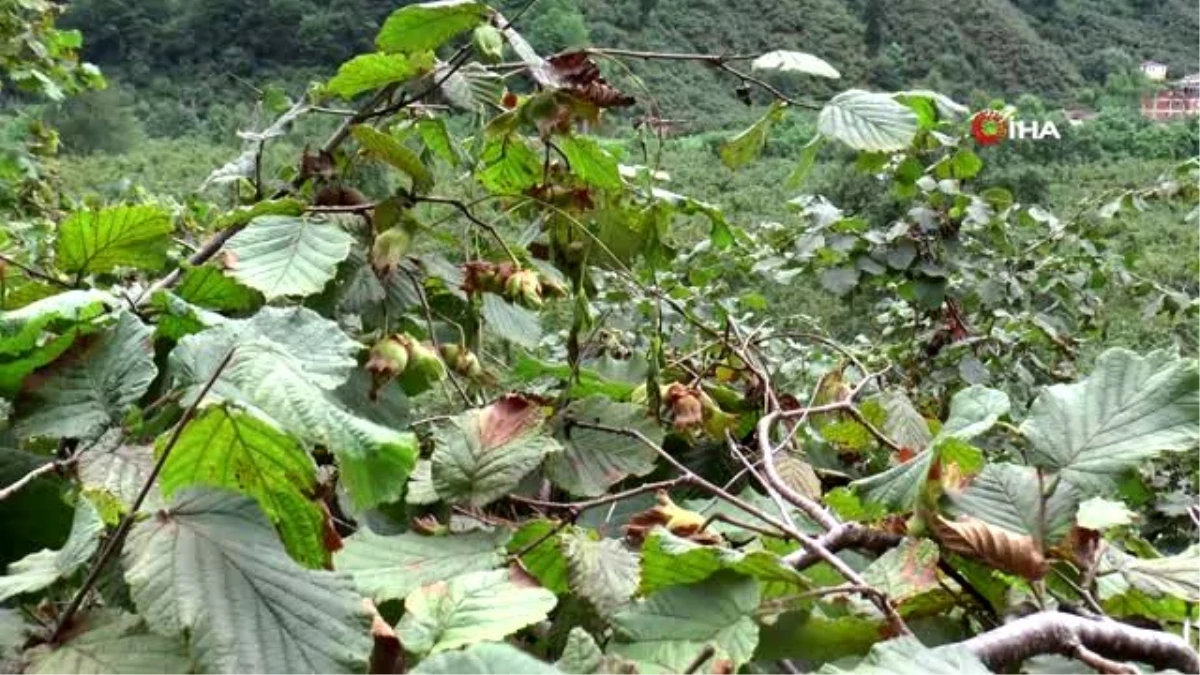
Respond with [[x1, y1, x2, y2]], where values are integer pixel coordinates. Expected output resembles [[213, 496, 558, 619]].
[[0, 2, 1197, 674]]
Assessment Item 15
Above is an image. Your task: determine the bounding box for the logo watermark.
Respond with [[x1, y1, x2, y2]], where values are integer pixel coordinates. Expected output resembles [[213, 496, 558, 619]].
[[970, 111, 1061, 145]]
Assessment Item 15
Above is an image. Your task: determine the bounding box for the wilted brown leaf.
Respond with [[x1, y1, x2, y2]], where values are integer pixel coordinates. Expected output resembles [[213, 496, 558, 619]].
[[625, 491, 721, 546], [933, 514, 1048, 580], [536, 51, 635, 108], [363, 598, 403, 674]]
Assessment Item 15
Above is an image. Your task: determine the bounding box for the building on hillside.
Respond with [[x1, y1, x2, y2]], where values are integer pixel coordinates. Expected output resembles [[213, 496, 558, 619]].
[[1141, 73, 1200, 120], [1140, 60, 1169, 81]]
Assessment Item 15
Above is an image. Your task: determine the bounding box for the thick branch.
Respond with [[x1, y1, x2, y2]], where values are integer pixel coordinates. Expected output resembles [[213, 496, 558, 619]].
[[781, 522, 903, 570], [961, 612, 1199, 674]]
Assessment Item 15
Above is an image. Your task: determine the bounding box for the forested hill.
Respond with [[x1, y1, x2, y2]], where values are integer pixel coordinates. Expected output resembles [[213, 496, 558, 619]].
[[62, 0, 1199, 122]]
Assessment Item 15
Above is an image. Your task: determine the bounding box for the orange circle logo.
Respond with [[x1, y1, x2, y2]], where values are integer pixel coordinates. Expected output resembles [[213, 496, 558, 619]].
[[970, 111, 1008, 146]]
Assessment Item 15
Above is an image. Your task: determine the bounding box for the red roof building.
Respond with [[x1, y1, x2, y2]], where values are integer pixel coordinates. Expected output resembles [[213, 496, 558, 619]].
[[1141, 74, 1200, 121]]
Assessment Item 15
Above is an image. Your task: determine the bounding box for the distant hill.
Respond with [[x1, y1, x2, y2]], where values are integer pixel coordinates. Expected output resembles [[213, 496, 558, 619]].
[[60, 0, 1199, 127]]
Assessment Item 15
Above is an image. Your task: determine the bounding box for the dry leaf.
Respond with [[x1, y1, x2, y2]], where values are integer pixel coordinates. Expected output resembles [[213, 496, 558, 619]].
[[625, 491, 721, 546], [776, 452, 823, 500], [933, 514, 1048, 580], [363, 598, 403, 674], [538, 52, 635, 108]]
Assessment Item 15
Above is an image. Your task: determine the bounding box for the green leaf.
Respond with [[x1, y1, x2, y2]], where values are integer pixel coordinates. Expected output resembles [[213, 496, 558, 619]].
[[159, 405, 325, 568], [16, 312, 156, 440], [558, 135, 622, 190], [1020, 349, 1199, 493], [430, 397, 562, 506], [123, 488, 372, 673], [477, 135, 541, 193], [0, 608, 29, 660], [944, 463, 1077, 542], [609, 572, 760, 673], [820, 636, 990, 674], [508, 519, 570, 593], [175, 264, 261, 312], [212, 198, 306, 230], [335, 529, 510, 602], [472, 24, 505, 61], [376, 0, 489, 54], [757, 612, 882, 663], [0, 499, 102, 602], [352, 125, 435, 193], [544, 397, 661, 497], [1103, 545, 1199, 603], [818, 90, 919, 152], [563, 532, 639, 617], [639, 530, 806, 597], [172, 305, 360, 391], [949, 149, 983, 180], [1076, 496, 1136, 531], [861, 539, 940, 606], [25, 611, 192, 674], [719, 101, 785, 171], [326, 51, 435, 99], [413, 643, 560, 674], [440, 61, 505, 112], [876, 390, 932, 451], [0, 289, 112, 396], [224, 215, 355, 299], [56, 204, 173, 275], [557, 627, 605, 674], [481, 293, 542, 349], [852, 435, 981, 513], [936, 385, 1009, 442], [397, 569, 558, 655], [751, 51, 840, 78], [786, 135, 824, 187], [191, 342, 417, 509], [78, 441, 158, 515]]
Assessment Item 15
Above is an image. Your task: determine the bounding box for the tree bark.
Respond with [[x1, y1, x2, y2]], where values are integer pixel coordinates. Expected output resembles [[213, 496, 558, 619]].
[[961, 611, 1199, 674]]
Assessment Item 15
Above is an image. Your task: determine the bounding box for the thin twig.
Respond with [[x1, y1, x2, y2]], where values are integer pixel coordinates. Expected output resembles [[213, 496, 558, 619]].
[[509, 477, 691, 514], [413, 196, 521, 263], [50, 348, 237, 643], [0, 253, 71, 289], [682, 644, 716, 674]]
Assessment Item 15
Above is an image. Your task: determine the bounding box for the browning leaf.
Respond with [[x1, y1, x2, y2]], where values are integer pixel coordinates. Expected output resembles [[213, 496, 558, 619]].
[[933, 514, 1048, 581], [479, 394, 543, 449], [625, 491, 721, 546], [538, 52, 635, 108], [364, 598, 403, 674]]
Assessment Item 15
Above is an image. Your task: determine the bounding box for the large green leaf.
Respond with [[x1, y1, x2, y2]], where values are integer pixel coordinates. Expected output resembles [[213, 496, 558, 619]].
[[820, 636, 990, 674], [0, 289, 112, 396], [1020, 349, 1199, 492], [476, 135, 541, 193], [352, 125, 434, 192], [327, 51, 434, 99], [0, 499, 102, 601], [544, 397, 661, 497], [171, 305, 360, 391], [876, 389, 932, 451], [852, 436, 981, 512], [944, 463, 1077, 543], [159, 405, 325, 568], [335, 529, 510, 602], [481, 293, 541, 349], [16, 312, 156, 440], [413, 643, 560, 674], [609, 572, 760, 672], [25, 611, 192, 674], [430, 396, 562, 507], [123, 488, 372, 673], [639, 530, 806, 596], [56, 204, 173, 275], [376, 0, 489, 54], [173, 340, 416, 509], [557, 135, 622, 190], [175, 264, 261, 312], [936, 385, 1010, 441], [1102, 545, 1199, 603], [224, 215, 355, 299], [719, 101, 785, 171], [556, 628, 604, 674], [397, 569, 558, 655], [818, 90, 919, 152], [563, 532, 639, 617]]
